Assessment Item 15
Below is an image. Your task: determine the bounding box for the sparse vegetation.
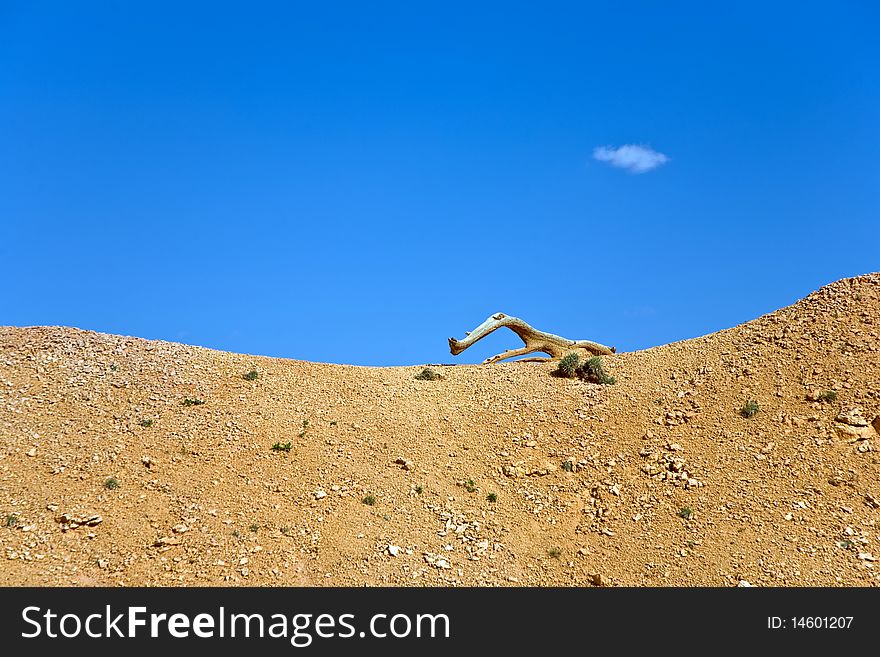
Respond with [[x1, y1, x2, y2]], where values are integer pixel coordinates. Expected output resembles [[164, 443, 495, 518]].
[[679, 506, 693, 520], [415, 485, 424, 494], [555, 352, 581, 379], [817, 389, 838, 403], [464, 479, 476, 493], [578, 356, 616, 385], [272, 441, 292, 452], [362, 495, 376, 506], [548, 547, 562, 559], [249, 523, 259, 533], [110, 363, 118, 371], [561, 459, 574, 472], [740, 400, 759, 418], [280, 527, 291, 536], [231, 530, 240, 539], [487, 492, 497, 503], [104, 477, 120, 490], [415, 367, 441, 381], [297, 419, 310, 438], [5, 514, 18, 528], [139, 418, 154, 427], [553, 354, 616, 384], [243, 369, 259, 381], [182, 397, 205, 407]]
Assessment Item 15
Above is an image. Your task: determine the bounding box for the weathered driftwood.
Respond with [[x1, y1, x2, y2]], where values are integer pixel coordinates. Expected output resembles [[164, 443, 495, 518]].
[[448, 312, 615, 364]]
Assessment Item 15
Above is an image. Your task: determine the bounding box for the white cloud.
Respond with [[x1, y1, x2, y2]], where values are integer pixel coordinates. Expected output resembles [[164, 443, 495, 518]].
[[592, 144, 669, 173]]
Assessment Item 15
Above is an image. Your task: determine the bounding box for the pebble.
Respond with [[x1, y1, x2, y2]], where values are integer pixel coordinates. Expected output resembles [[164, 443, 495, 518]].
[[314, 490, 327, 500], [387, 545, 401, 557], [590, 573, 611, 587]]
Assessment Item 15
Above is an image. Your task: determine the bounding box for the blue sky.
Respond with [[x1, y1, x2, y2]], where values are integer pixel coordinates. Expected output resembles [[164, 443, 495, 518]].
[[2, 1, 878, 366]]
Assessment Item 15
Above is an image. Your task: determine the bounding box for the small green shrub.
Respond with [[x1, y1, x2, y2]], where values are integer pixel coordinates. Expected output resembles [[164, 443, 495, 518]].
[[817, 390, 837, 403], [272, 441, 292, 452], [182, 397, 205, 407], [140, 418, 154, 427], [561, 459, 574, 472], [464, 479, 476, 493], [243, 369, 259, 381], [4, 514, 18, 528], [679, 506, 693, 520], [249, 523, 259, 533], [110, 363, 118, 371], [740, 400, 759, 418], [362, 495, 376, 506], [487, 492, 497, 503], [554, 352, 581, 379], [548, 547, 562, 559], [577, 357, 616, 385], [104, 477, 120, 490], [415, 485, 424, 494], [415, 367, 441, 381]]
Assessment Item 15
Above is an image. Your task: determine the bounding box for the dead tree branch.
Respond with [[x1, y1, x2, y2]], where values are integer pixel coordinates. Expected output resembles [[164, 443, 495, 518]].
[[448, 313, 615, 364]]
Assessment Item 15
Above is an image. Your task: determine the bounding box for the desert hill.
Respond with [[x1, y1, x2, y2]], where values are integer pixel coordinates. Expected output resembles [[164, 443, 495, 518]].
[[1, 274, 879, 587]]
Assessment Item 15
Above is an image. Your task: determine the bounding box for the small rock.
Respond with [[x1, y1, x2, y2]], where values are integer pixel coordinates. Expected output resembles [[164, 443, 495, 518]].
[[866, 493, 879, 509], [142, 456, 152, 468], [834, 423, 877, 441], [394, 458, 413, 471], [529, 463, 558, 476], [26, 447, 37, 457], [590, 573, 611, 587], [836, 408, 869, 427], [737, 580, 753, 587], [858, 553, 876, 562], [172, 524, 189, 534], [387, 545, 401, 557], [502, 464, 522, 478], [314, 490, 327, 500]]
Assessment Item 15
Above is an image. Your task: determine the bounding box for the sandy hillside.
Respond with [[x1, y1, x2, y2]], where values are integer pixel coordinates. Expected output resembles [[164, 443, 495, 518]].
[[2, 274, 879, 587]]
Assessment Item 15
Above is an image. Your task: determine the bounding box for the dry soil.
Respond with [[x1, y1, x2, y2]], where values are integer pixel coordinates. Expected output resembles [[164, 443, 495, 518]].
[[2, 274, 879, 587]]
